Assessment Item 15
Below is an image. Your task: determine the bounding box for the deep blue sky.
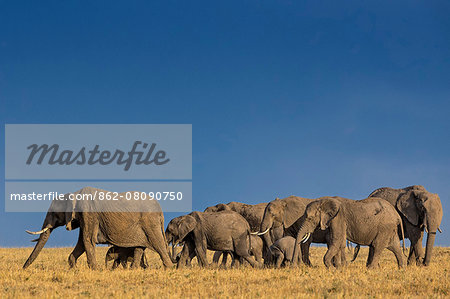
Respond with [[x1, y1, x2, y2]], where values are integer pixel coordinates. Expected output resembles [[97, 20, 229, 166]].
[[1, 1, 449, 247]]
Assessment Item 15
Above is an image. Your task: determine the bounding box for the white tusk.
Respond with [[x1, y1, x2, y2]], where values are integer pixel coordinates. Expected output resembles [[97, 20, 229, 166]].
[[438, 227, 442, 233], [250, 231, 259, 235], [257, 228, 271, 236], [301, 233, 311, 244], [26, 227, 49, 235]]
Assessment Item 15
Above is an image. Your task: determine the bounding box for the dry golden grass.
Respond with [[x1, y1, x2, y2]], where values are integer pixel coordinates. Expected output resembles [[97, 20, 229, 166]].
[[0, 246, 449, 298]]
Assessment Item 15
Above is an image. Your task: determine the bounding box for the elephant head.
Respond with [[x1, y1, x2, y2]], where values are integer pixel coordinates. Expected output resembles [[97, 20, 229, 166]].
[[23, 193, 79, 269], [257, 198, 286, 247], [396, 186, 443, 266], [295, 198, 340, 244], [165, 215, 199, 262]]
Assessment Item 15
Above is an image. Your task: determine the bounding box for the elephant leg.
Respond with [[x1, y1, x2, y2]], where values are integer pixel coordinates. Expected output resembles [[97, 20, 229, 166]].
[[143, 222, 173, 268], [177, 243, 191, 269], [366, 246, 374, 267], [230, 254, 240, 268], [221, 252, 229, 268], [274, 252, 284, 268], [407, 246, 417, 265], [152, 236, 174, 268], [68, 231, 85, 268], [237, 251, 259, 268], [131, 247, 144, 269], [234, 235, 261, 268], [387, 241, 405, 269], [323, 245, 340, 268], [112, 259, 121, 270], [340, 243, 348, 266], [412, 230, 425, 266], [300, 239, 313, 266], [141, 253, 149, 269], [187, 246, 196, 267], [193, 237, 208, 267], [82, 233, 97, 270], [212, 251, 222, 265], [367, 246, 383, 269], [254, 250, 263, 264], [332, 249, 342, 268]]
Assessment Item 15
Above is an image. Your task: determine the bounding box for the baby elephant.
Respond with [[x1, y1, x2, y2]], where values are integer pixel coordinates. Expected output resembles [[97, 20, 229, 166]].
[[265, 236, 299, 268], [105, 246, 149, 269]]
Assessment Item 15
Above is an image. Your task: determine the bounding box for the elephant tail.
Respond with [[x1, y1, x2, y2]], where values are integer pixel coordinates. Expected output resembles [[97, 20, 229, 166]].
[[351, 244, 360, 262]]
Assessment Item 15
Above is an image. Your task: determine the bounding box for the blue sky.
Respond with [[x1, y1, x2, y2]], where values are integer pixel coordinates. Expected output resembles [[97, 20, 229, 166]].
[[1, 1, 449, 247]]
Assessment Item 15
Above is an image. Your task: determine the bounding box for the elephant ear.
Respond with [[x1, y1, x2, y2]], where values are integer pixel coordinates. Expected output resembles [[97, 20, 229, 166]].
[[319, 199, 340, 230], [177, 215, 197, 242], [396, 192, 419, 226]]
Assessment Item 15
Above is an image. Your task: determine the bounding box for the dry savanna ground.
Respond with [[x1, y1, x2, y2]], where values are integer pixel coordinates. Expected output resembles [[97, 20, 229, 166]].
[[0, 246, 449, 298]]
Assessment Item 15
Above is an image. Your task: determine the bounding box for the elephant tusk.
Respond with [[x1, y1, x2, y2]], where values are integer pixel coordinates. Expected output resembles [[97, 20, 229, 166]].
[[438, 227, 442, 233], [301, 233, 311, 244], [250, 231, 259, 235], [257, 228, 270, 236], [26, 227, 49, 235]]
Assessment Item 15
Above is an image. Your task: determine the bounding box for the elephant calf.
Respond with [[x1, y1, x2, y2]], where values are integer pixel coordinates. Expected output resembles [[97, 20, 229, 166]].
[[265, 236, 299, 268], [105, 246, 148, 269]]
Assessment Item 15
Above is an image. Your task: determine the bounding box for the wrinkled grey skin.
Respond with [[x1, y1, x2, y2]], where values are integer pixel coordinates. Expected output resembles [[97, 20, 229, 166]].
[[204, 201, 277, 264], [23, 187, 173, 270], [105, 246, 148, 269], [204, 202, 267, 232], [165, 211, 261, 268], [294, 197, 406, 269], [368, 185, 443, 266], [264, 236, 300, 268], [258, 196, 346, 266]]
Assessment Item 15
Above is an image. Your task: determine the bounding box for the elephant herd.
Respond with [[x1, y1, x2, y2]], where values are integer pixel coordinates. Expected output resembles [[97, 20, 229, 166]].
[[23, 185, 443, 270]]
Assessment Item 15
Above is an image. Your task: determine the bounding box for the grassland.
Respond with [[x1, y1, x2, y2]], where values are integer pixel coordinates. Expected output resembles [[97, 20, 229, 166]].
[[0, 246, 449, 298]]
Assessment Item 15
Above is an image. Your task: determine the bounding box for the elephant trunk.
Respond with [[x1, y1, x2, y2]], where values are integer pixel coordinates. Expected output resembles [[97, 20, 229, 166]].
[[23, 228, 51, 269], [292, 222, 314, 266], [423, 231, 436, 266], [165, 233, 177, 264], [423, 221, 438, 266], [171, 244, 177, 264], [259, 217, 274, 247]]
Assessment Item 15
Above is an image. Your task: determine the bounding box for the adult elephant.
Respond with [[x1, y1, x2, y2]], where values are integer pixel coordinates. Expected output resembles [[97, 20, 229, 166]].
[[204, 201, 282, 266], [257, 196, 345, 266], [23, 187, 173, 269], [368, 185, 443, 266], [204, 202, 268, 234], [294, 197, 406, 269], [205, 202, 283, 244]]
